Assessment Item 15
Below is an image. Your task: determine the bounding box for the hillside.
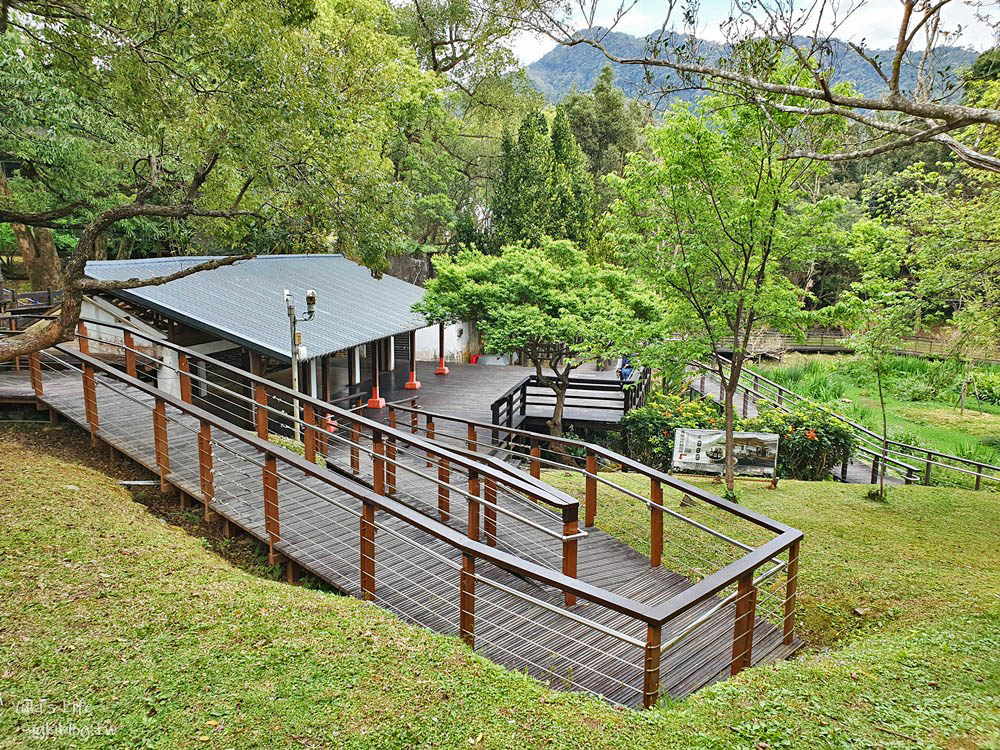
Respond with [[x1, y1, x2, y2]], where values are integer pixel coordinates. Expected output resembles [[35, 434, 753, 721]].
[[526, 28, 978, 104], [2, 422, 998, 748]]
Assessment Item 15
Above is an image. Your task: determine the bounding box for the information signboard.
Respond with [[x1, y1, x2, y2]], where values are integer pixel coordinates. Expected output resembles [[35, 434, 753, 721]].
[[672, 429, 779, 477]]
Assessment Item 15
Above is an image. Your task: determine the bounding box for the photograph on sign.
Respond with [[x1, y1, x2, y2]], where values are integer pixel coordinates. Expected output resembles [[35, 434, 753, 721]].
[[671, 429, 779, 477]]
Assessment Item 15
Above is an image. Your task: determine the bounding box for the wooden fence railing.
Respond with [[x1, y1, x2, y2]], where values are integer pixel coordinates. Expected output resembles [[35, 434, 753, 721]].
[[691, 361, 1000, 491], [490, 368, 652, 432], [716, 329, 1000, 366], [9, 317, 802, 706]]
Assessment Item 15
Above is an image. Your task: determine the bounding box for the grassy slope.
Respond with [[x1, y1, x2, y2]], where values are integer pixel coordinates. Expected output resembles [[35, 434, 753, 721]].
[[1, 427, 999, 749]]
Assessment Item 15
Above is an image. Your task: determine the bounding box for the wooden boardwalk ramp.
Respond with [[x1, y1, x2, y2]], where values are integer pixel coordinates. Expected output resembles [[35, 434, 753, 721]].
[[4, 321, 803, 708]]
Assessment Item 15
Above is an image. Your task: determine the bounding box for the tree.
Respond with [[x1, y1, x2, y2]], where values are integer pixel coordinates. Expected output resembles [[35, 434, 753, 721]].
[[0, 0, 424, 361], [561, 65, 652, 209], [835, 220, 916, 500], [490, 111, 596, 248], [603, 93, 840, 492], [413, 237, 662, 437], [527, 0, 1000, 173]]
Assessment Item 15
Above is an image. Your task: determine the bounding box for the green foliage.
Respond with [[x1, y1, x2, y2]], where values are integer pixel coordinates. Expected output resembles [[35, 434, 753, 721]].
[[975, 370, 1000, 406], [741, 406, 854, 480], [413, 237, 661, 363], [490, 111, 596, 249], [619, 395, 722, 471], [560, 66, 652, 210], [1, 0, 426, 268]]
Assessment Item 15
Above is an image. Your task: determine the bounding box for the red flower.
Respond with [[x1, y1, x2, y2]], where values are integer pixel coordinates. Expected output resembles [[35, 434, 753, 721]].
[[806, 428, 818, 441]]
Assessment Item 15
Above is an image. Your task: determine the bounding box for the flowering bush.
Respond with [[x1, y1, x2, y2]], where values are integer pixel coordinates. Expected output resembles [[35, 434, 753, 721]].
[[740, 406, 854, 480], [620, 394, 722, 472]]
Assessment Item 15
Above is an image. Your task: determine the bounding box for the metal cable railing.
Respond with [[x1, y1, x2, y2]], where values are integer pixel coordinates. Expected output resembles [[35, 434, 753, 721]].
[[11, 317, 804, 707]]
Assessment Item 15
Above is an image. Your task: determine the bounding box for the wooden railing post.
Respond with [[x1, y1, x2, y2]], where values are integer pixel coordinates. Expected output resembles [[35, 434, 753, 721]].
[[490, 403, 500, 444], [77, 320, 89, 354], [410, 402, 418, 434], [28, 351, 42, 397], [467, 424, 477, 452], [347, 418, 360, 475], [253, 382, 269, 440], [303, 403, 317, 463], [870, 454, 879, 484], [642, 624, 662, 709], [11, 318, 19, 371], [731, 572, 758, 676], [923, 452, 932, 485], [386, 410, 397, 495], [372, 430, 386, 496], [783, 540, 799, 645], [584, 449, 597, 527], [529, 438, 541, 479], [460, 553, 475, 648], [506, 392, 515, 426], [360, 500, 376, 600], [468, 470, 480, 541], [562, 508, 578, 607], [123, 331, 137, 378], [78, 358, 100, 439], [650, 479, 663, 567], [437, 457, 450, 521], [841, 453, 849, 482], [975, 465, 983, 491], [483, 476, 497, 546], [263, 453, 280, 565], [518, 382, 527, 416], [177, 353, 192, 403], [198, 420, 217, 521], [152, 398, 169, 492], [425, 416, 435, 467]]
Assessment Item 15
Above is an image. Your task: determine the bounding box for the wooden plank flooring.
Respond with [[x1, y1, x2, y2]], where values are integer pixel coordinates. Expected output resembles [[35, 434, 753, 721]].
[[18, 366, 800, 706], [332, 361, 629, 427]]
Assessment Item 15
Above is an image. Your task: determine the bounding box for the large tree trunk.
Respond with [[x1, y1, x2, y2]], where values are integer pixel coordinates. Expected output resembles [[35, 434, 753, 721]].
[[11, 222, 42, 287], [32, 227, 64, 289]]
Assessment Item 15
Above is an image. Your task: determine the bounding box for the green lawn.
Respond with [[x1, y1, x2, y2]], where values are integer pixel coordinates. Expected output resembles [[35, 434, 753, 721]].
[[2, 424, 999, 749], [754, 353, 1000, 475]]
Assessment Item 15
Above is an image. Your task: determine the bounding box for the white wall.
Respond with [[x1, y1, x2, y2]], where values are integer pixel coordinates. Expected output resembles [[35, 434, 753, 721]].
[[81, 296, 180, 397], [413, 321, 476, 363]]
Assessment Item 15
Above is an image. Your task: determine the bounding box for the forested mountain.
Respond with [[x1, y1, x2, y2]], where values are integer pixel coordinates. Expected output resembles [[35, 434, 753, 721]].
[[526, 28, 979, 103]]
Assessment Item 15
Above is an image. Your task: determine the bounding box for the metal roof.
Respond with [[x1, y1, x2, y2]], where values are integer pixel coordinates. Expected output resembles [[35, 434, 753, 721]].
[[84, 255, 428, 364]]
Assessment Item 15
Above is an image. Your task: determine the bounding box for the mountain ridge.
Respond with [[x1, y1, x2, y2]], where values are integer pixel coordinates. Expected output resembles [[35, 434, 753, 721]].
[[526, 28, 979, 104]]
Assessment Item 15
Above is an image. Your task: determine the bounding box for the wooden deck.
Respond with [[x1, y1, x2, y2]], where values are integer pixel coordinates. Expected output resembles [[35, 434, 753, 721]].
[[336, 361, 631, 428], [5, 364, 799, 706]]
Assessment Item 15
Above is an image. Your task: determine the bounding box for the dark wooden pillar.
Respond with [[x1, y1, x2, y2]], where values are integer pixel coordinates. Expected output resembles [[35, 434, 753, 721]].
[[367, 340, 385, 409], [322, 354, 331, 401], [404, 329, 421, 390], [434, 323, 449, 375]]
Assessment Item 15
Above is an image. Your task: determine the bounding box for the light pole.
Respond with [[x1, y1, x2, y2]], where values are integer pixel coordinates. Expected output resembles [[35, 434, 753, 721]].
[[284, 288, 317, 441]]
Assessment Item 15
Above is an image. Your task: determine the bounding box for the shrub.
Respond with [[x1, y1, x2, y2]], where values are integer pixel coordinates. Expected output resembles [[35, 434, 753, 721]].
[[620, 394, 722, 472], [974, 371, 1000, 406], [740, 406, 854, 481]]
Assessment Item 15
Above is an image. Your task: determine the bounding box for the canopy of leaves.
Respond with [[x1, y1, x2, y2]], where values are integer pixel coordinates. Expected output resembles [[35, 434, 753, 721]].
[[602, 91, 843, 365], [490, 111, 596, 249], [412, 237, 662, 365], [0, 0, 426, 268], [561, 65, 652, 209]]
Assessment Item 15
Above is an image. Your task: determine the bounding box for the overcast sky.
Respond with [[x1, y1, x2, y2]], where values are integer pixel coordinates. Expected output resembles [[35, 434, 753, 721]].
[[512, 0, 997, 65]]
